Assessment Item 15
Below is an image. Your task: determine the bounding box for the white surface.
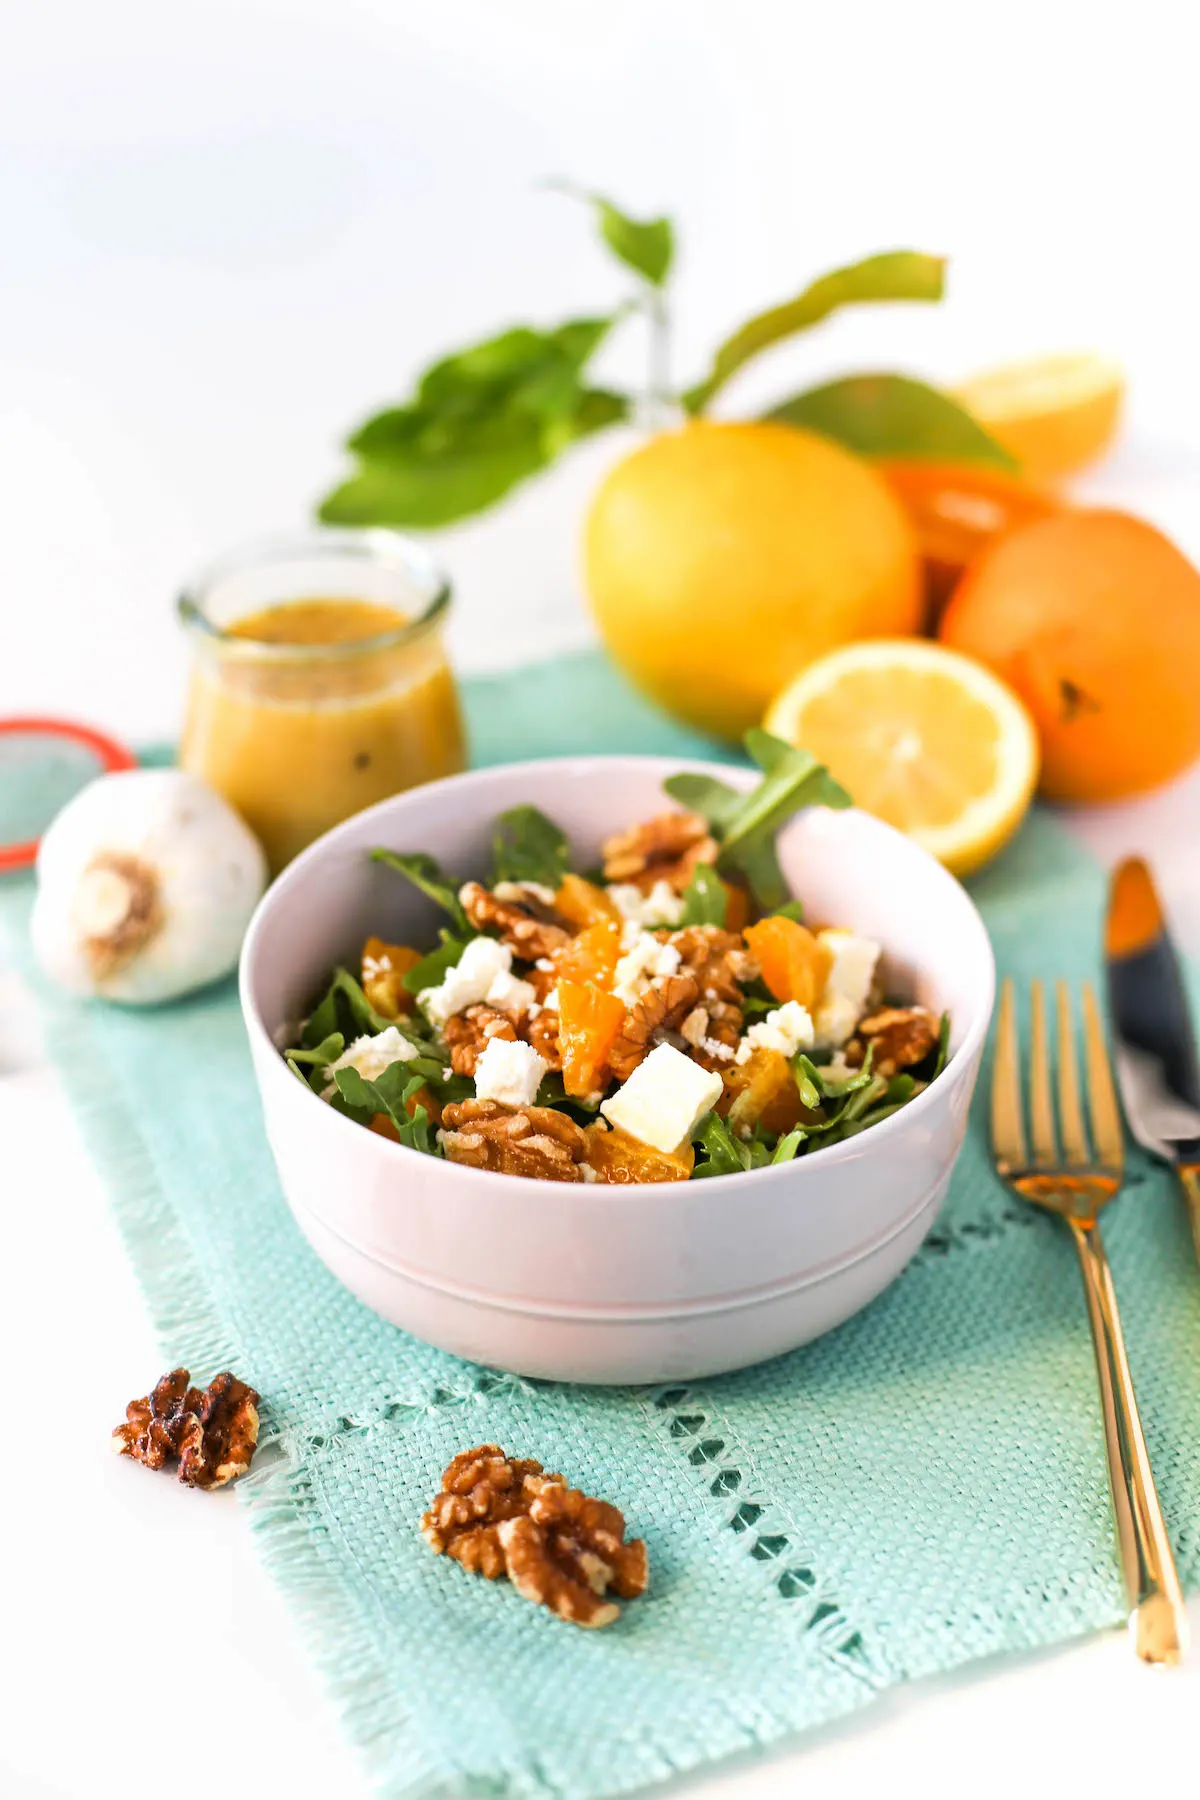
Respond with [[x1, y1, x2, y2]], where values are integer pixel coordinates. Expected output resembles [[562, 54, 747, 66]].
[[241, 761, 992, 1379], [4, 0, 1200, 1794]]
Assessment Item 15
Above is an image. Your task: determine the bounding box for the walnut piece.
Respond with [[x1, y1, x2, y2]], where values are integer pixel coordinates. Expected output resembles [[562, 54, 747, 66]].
[[607, 971, 700, 1081], [667, 926, 754, 1068], [459, 881, 572, 961], [601, 812, 718, 893], [112, 1369, 260, 1489], [439, 1097, 588, 1181], [498, 1475, 649, 1629], [850, 1005, 940, 1077], [422, 1449, 649, 1628], [420, 1445, 551, 1579], [444, 1004, 517, 1076]]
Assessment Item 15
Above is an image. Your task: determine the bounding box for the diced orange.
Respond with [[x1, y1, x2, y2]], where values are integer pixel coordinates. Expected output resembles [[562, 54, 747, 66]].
[[744, 917, 830, 1010], [721, 1047, 806, 1137], [583, 1123, 694, 1183], [557, 980, 627, 1098], [361, 937, 421, 1018], [555, 873, 620, 930], [722, 880, 751, 933], [369, 1112, 399, 1142], [554, 920, 621, 988]]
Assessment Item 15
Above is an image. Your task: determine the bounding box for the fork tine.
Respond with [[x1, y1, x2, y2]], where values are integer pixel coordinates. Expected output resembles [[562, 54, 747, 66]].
[[991, 977, 1028, 1173], [1082, 980, 1124, 1172], [1029, 980, 1058, 1166], [1055, 981, 1089, 1166]]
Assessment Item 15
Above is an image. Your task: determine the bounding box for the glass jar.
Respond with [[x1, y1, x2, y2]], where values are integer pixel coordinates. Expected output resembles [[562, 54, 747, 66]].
[[178, 529, 465, 874]]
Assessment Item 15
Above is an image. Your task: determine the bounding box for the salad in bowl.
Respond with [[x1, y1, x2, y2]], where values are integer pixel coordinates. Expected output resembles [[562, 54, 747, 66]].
[[283, 732, 949, 1185]]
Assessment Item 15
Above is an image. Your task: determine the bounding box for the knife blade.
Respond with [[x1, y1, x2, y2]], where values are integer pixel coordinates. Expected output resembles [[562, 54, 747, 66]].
[[1105, 856, 1200, 1261]]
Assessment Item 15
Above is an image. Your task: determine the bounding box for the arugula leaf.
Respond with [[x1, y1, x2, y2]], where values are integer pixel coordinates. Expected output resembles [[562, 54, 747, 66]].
[[333, 1064, 439, 1155], [768, 374, 1016, 470], [791, 1054, 825, 1113], [401, 930, 468, 997], [682, 250, 945, 414], [678, 862, 727, 928], [319, 318, 631, 529], [372, 849, 469, 934], [286, 1033, 345, 1069], [771, 1129, 804, 1164], [664, 730, 851, 910], [770, 898, 805, 923], [932, 1012, 951, 1078], [691, 1111, 752, 1177], [302, 969, 393, 1048], [491, 805, 571, 889]]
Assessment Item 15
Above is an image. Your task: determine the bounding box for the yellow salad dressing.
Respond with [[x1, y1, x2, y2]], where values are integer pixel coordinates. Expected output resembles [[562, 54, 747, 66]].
[[180, 597, 465, 872]]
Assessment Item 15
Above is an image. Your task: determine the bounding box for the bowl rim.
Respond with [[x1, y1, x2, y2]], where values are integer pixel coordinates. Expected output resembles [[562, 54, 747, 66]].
[[240, 752, 996, 1200]]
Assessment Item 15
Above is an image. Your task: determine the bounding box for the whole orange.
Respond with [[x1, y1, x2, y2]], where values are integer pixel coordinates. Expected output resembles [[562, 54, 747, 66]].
[[940, 509, 1200, 802], [583, 420, 922, 740]]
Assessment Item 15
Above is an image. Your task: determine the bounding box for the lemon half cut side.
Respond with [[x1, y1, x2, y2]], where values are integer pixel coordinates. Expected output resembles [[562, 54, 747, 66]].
[[764, 638, 1040, 877]]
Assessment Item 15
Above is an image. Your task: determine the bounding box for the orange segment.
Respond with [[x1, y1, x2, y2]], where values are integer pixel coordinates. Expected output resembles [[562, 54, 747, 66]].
[[764, 638, 1039, 876], [583, 1123, 694, 1183], [744, 916, 830, 1010], [954, 353, 1124, 482], [721, 1047, 803, 1137], [554, 921, 621, 989], [555, 874, 620, 930], [361, 938, 421, 1018], [557, 980, 627, 1098]]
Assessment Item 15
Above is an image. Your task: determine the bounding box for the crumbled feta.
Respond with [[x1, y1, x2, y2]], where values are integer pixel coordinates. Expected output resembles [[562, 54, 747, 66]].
[[543, 986, 559, 1012], [418, 936, 512, 1027], [601, 1042, 723, 1153], [492, 879, 558, 907], [703, 1037, 734, 1062], [535, 958, 556, 973], [812, 930, 881, 1048], [485, 968, 537, 1017], [735, 1000, 815, 1064], [473, 1036, 547, 1108], [607, 879, 686, 930], [580, 1162, 600, 1182], [612, 933, 683, 1008], [322, 1025, 420, 1097]]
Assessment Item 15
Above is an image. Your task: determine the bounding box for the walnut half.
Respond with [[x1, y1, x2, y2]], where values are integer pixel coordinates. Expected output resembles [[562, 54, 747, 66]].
[[438, 1098, 588, 1181], [848, 1005, 940, 1078], [601, 812, 718, 893], [420, 1445, 551, 1578], [112, 1369, 260, 1489]]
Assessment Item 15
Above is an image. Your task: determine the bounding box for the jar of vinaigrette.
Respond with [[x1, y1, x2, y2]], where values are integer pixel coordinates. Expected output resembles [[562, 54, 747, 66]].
[[178, 530, 465, 873]]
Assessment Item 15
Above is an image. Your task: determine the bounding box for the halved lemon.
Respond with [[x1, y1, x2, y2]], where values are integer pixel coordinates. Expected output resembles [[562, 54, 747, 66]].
[[955, 352, 1124, 482], [764, 639, 1039, 876]]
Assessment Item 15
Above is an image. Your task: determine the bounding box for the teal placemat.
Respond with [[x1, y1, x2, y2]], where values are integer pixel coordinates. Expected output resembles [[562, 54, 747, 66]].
[[4, 649, 1200, 1798]]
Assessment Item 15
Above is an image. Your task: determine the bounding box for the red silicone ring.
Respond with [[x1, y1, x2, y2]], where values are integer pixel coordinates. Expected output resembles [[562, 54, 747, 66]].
[[0, 716, 138, 873]]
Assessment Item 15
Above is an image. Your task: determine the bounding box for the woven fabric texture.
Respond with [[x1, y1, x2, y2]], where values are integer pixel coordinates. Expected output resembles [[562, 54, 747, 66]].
[[4, 649, 1199, 1800]]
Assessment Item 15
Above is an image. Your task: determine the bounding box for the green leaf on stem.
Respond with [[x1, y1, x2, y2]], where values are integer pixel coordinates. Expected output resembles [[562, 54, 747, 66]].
[[491, 806, 572, 889], [768, 373, 1016, 468], [371, 850, 469, 934], [552, 184, 674, 285], [683, 250, 945, 414]]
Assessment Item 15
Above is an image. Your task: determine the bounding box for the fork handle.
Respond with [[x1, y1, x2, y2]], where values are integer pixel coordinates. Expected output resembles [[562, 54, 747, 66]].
[[1069, 1220, 1189, 1664], [1178, 1164, 1200, 1269]]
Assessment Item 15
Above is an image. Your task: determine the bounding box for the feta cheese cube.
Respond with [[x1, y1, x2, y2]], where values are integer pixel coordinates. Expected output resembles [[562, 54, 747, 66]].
[[607, 879, 686, 931], [601, 1042, 723, 1153], [812, 929, 880, 1048], [322, 1025, 420, 1097], [418, 935, 512, 1027], [612, 933, 683, 1008], [485, 968, 537, 1017], [734, 1000, 814, 1064], [473, 1036, 547, 1108]]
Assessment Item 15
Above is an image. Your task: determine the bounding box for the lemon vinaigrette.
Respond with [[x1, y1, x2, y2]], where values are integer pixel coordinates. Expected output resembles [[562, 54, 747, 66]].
[[179, 534, 465, 873]]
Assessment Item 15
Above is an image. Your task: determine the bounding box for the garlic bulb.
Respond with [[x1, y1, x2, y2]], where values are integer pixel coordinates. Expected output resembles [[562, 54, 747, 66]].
[[30, 770, 267, 1004]]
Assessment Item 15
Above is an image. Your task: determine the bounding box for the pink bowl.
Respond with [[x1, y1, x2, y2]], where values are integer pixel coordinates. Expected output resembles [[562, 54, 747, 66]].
[[240, 756, 994, 1382]]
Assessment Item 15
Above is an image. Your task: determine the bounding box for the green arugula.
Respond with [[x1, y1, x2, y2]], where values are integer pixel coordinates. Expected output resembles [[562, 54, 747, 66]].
[[285, 1032, 345, 1088], [332, 1064, 439, 1155], [678, 862, 728, 928], [665, 729, 851, 910], [791, 1054, 824, 1113], [491, 805, 572, 889], [371, 849, 469, 934], [932, 1012, 951, 1078], [771, 1129, 804, 1165], [691, 1112, 772, 1178], [302, 969, 393, 1048]]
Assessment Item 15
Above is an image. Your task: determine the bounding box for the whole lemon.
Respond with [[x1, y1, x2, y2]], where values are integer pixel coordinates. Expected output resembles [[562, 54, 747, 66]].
[[940, 509, 1200, 803], [583, 420, 923, 740]]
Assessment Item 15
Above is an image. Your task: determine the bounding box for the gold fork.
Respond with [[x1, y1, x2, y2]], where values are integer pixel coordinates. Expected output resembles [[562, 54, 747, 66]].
[[991, 976, 1188, 1664]]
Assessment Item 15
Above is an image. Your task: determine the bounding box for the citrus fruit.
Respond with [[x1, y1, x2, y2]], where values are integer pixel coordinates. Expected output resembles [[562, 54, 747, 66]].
[[764, 639, 1038, 875], [940, 509, 1200, 803], [876, 459, 1062, 616], [583, 421, 923, 741], [954, 353, 1124, 482]]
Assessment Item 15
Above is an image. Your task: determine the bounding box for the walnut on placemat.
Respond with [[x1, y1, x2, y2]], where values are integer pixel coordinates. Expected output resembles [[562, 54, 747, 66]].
[[112, 1368, 260, 1489], [421, 1446, 649, 1627]]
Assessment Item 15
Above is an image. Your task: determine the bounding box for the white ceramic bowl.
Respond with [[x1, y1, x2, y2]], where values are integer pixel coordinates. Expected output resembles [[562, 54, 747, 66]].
[[240, 756, 994, 1383]]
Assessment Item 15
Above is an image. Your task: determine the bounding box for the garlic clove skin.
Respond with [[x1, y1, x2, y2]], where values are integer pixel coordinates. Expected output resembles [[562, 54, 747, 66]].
[[31, 769, 267, 1005]]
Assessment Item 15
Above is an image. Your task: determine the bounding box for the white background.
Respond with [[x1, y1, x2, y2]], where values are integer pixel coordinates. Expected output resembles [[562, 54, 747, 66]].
[[3, 3, 1200, 1797]]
